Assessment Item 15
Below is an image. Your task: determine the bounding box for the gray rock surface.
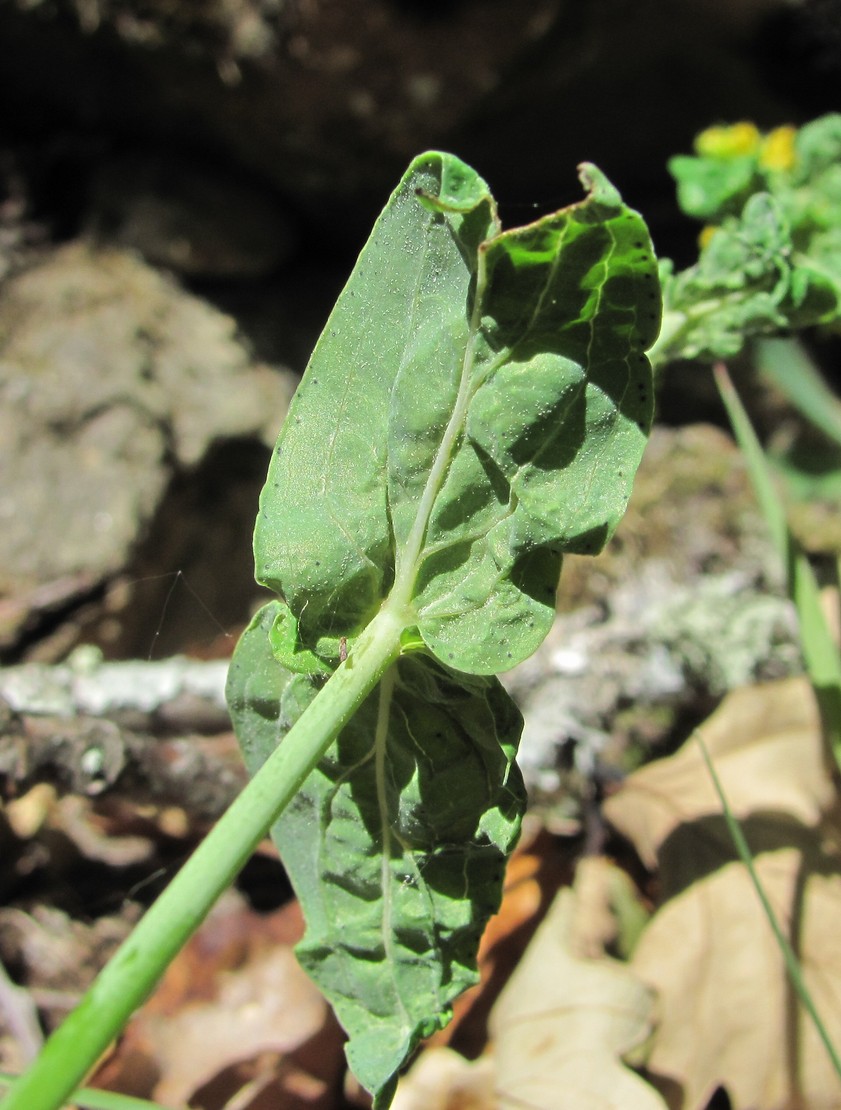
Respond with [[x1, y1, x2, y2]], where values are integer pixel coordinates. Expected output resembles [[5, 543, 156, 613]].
[[0, 241, 293, 655]]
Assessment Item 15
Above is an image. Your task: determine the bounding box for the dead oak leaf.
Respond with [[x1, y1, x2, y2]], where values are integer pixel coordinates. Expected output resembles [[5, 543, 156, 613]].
[[489, 885, 665, 1110], [604, 678, 841, 1109], [631, 847, 841, 1110], [391, 1047, 495, 1110], [604, 677, 833, 873]]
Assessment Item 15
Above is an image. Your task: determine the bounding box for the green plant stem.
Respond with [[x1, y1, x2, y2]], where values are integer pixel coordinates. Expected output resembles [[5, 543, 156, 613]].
[[0, 606, 406, 1110], [696, 735, 841, 1084], [647, 291, 750, 372], [0, 1072, 169, 1110], [646, 307, 690, 372]]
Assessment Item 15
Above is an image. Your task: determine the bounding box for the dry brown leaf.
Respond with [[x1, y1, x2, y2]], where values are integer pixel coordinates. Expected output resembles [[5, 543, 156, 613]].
[[632, 849, 841, 1110], [604, 677, 841, 1110], [489, 881, 665, 1110], [604, 677, 832, 871], [149, 943, 332, 1106], [96, 891, 344, 1108], [393, 864, 662, 1110], [568, 855, 625, 958], [391, 1047, 495, 1110]]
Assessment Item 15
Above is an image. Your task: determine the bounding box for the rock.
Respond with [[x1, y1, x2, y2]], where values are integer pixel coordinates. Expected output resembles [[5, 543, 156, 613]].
[[0, 240, 293, 657]]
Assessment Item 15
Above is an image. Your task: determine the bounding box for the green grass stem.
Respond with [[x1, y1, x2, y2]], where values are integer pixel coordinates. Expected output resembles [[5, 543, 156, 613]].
[[696, 735, 841, 1083], [756, 338, 841, 451], [714, 361, 841, 769]]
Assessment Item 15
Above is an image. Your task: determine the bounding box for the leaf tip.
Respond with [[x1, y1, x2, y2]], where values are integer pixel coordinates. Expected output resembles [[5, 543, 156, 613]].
[[577, 161, 622, 208], [409, 150, 493, 218]]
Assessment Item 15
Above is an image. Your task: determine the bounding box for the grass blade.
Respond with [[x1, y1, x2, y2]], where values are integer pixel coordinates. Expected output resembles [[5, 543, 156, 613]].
[[714, 361, 841, 768], [696, 735, 841, 1084], [756, 337, 841, 450]]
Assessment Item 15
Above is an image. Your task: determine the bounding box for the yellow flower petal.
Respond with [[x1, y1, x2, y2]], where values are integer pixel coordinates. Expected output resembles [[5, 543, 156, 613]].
[[695, 122, 761, 159], [760, 125, 797, 171]]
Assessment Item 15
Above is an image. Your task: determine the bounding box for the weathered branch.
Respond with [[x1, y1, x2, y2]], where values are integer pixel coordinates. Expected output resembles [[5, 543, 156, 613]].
[[0, 656, 246, 820]]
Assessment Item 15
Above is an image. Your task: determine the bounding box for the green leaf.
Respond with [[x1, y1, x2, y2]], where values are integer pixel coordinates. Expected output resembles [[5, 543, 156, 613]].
[[231, 150, 660, 1105], [656, 194, 794, 363], [268, 598, 332, 675], [254, 153, 498, 664], [256, 153, 658, 674], [791, 113, 841, 182], [669, 151, 761, 221], [229, 601, 524, 1107]]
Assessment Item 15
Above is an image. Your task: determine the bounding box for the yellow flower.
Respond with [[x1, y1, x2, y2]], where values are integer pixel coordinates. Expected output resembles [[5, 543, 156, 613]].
[[698, 225, 718, 251], [695, 122, 760, 159], [759, 125, 797, 171]]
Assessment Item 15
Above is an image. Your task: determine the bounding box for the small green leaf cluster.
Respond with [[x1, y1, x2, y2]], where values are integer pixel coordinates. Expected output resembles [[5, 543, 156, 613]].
[[651, 114, 841, 367]]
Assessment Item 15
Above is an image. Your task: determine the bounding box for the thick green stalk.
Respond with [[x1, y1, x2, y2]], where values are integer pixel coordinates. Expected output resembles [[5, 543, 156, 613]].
[[0, 606, 405, 1110]]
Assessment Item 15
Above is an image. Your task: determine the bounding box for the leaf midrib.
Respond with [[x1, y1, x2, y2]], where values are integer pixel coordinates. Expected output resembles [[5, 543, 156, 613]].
[[387, 241, 491, 617]]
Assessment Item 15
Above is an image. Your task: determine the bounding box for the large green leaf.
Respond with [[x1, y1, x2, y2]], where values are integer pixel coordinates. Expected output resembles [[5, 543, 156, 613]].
[[256, 152, 658, 674], [230, 150, 659, 1106], [227, 601, 524, 1107]]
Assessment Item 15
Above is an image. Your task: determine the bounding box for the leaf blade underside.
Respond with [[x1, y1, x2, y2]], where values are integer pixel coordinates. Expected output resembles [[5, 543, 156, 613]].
[[228, 602, 524, 1106], [229, 151, 660, 1106], [255, 153, 658, 673]]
